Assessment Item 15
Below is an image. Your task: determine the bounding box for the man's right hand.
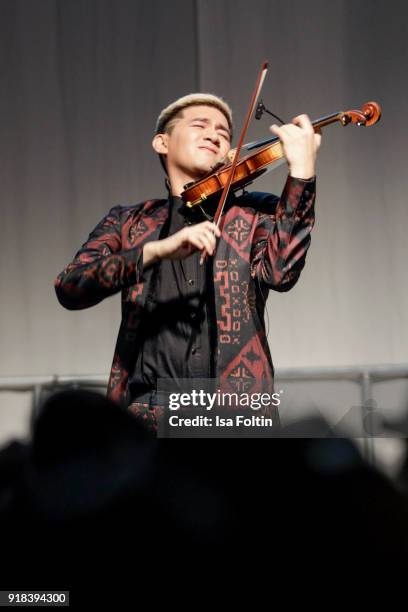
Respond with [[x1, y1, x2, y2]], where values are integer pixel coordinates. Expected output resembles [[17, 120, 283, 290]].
[[143, 221, 221, 269]]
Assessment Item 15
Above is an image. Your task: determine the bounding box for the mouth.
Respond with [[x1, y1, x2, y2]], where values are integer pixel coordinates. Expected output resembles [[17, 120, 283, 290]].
[[198, 145, 218, 155]]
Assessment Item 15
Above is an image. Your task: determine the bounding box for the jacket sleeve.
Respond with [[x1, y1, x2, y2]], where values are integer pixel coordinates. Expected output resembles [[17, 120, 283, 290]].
[[54, 206, 144, 310], [250, 175, 316, 292]]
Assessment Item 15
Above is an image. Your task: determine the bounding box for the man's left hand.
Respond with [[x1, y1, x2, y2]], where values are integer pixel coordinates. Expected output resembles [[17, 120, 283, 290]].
[[270, 114, 321, 180]]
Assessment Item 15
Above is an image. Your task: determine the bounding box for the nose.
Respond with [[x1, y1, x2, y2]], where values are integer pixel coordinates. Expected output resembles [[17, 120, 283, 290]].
[[203, 126, 220, 146]]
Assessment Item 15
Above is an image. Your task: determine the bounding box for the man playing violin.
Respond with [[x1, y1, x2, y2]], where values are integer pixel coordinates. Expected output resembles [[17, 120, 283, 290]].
[[55, 93, 321, 433]]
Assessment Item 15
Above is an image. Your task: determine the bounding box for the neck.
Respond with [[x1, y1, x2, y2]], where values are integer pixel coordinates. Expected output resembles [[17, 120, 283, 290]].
[[167, 167, 205, 197]]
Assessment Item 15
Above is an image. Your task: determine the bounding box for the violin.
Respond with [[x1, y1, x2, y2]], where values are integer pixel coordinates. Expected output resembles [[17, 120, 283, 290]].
[[181, 100, 381, 210], [183, 62, 381, 265]]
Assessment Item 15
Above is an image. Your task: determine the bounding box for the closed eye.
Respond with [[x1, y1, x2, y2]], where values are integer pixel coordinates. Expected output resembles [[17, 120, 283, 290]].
[[218, 131, 230, 141], [190, 120, 231, 141]]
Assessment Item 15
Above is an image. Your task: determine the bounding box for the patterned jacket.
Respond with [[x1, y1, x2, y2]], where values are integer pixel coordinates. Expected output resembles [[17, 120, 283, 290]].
[[55, 175, 316, 406]]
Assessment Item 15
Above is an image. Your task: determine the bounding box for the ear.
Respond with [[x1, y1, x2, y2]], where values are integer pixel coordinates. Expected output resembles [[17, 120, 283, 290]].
[[152, 133, 169, 155]]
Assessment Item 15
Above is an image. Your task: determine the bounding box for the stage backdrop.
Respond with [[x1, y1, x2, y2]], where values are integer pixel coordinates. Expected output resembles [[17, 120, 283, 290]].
[[0, 0, 407, 445]]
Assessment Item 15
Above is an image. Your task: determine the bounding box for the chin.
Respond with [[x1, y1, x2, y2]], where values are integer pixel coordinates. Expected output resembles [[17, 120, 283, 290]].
[[191, 163, 213, 179]]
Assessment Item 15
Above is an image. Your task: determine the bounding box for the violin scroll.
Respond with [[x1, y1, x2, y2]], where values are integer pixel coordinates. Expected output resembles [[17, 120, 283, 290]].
[[341, 101, 382, 127]]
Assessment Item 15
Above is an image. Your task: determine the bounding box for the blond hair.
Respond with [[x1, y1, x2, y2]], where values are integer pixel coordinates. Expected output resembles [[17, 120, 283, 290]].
[[155, 92, 233, 138]]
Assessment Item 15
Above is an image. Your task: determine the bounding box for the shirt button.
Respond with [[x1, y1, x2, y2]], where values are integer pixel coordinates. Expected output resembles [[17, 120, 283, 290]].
[[191, 347, 197, 355], [188, 279, 195, 286]]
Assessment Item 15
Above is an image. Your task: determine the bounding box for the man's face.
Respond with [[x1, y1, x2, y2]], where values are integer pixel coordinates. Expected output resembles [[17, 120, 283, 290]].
[[160, 105, 232, 179]]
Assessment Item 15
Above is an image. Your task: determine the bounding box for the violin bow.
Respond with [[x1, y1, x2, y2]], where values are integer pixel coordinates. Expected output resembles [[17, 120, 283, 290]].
[[200, 61, 268, 264]]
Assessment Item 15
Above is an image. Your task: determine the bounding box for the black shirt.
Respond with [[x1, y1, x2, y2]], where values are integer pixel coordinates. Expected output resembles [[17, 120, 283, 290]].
[[128, 195, 215, 401]]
